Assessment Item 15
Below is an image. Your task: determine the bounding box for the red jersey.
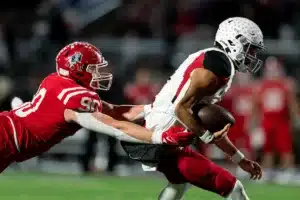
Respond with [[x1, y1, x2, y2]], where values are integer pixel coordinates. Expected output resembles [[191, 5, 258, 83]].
[[222, 85, 254, 131], [257, 79, 291, 122], [8, 73, 102, 162]]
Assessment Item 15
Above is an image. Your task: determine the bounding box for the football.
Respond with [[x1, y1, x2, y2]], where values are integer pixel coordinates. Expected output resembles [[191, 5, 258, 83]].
[[196, 104, 235, 133]]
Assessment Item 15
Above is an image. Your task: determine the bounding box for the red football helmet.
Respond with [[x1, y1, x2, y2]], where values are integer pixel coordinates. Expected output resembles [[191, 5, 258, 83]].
[[56, 42, 112, 91]]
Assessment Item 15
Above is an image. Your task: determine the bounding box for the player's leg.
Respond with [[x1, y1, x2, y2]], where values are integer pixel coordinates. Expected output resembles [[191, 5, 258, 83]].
[[0, 115, 19, 173], [176, 147, 238, 197], [277, 122, 294, 169], [161, 147, 250, 199], [156, 152, 189, 200], [158, 181, 249, 200], [158, 147, 250, 200], [274, 122, 295, 184], [158, 183, 190, 200], [225, 180, 249, 200], [260, 123, 275, 182]]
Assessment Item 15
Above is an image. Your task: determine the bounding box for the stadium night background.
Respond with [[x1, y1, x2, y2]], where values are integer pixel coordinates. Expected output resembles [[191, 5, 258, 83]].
[[0, 0, 300, 199]]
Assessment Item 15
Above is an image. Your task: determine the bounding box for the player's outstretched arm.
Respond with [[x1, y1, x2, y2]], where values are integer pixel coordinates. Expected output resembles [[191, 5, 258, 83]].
[[214, 136, 262, 180], [64, 109, 194, 145], [64, 109, 151, 143]]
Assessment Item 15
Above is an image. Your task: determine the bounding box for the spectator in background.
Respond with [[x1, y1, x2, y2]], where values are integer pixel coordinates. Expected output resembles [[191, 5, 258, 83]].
[[294, 92, 300, 167], [172, 0, 198, 36], [37, 0, 71, 47], [0, 76, 13, 111], [244, 0, 297, 39], [2, 13, 17, 73], [163, 0, 198, 70], [294, 1, 300, 40], [47, 6, 70, 47], [124, 67, 159, 104], [121, 0, 160, 38], [253, 56, 297, 184]]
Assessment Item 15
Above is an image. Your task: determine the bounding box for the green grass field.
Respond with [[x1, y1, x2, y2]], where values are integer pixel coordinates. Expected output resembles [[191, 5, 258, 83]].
[[0, 173, 299, 200]]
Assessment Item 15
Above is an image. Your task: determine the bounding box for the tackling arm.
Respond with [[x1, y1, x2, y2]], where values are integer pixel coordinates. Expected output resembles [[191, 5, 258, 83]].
[[64, 109, 153, 143], [64, 109, 194, 145]]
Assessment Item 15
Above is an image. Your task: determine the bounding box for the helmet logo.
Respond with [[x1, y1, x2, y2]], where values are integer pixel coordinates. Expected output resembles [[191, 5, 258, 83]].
[[67, 52, 82, 69]]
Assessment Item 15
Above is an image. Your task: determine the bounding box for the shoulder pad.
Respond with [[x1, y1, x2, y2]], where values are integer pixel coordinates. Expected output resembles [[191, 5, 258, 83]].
[[203, 50, 232, 78]]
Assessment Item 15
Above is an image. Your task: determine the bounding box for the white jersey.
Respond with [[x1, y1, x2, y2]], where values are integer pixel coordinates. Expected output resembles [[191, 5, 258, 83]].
[[140, 47, 235, 171], [145, 47, 235, 132]]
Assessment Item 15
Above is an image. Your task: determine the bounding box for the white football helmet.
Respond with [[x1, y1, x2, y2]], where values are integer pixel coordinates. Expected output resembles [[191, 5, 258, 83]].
[[215, 17, 265, 73]]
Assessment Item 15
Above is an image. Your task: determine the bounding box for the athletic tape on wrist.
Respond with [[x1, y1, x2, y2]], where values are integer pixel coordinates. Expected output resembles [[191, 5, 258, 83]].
[[199, 130, 214, 144], [231, 151, 245, 164]]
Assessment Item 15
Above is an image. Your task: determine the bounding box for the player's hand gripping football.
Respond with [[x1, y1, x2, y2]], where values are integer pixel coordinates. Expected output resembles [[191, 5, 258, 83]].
[[212, 123, 231, 141], [238, 158, 263, 180]]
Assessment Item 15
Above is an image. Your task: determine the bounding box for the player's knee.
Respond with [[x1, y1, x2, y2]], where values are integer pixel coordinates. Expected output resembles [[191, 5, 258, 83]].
[[177, 154, 211, 182], [214, 166, 236, 197], [158, 183, 187, 200], [225, 180, 250, 200]]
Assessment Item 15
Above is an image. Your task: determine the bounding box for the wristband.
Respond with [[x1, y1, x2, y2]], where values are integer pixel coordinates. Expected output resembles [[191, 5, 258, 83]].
[[231, 150, 245, 164], [199, 130, 214, 144]]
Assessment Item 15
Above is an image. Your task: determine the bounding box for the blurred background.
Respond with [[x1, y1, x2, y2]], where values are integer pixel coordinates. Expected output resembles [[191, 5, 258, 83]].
[[1, 0, 300, 199]]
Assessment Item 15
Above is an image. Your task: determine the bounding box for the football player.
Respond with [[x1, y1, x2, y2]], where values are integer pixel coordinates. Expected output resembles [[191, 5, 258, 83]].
[[254, 56, 297, 184], [0, 42, 197, 173], [109, 17, 265, 200]]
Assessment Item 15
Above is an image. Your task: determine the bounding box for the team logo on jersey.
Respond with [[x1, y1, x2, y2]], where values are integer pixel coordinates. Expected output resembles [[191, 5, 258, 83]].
[[67, 52, 82, 69]]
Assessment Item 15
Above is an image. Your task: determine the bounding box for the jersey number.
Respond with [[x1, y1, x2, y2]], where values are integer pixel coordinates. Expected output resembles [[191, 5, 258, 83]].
[[80, 97, 100, 112], [263, 89, 284, 111], [15, 88, 47, 117], [14, 87, 100, 117]]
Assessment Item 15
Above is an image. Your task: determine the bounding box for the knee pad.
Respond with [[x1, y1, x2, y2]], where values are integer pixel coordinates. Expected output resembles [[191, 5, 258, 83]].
[[226, 180, 250, 200]]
